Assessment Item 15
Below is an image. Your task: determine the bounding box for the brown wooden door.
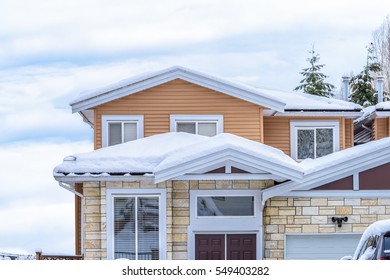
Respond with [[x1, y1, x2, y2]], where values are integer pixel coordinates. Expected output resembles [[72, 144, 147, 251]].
[[195, 234, 256, 260], [227, 234, 256, 260], [195, 234, 225, 260]]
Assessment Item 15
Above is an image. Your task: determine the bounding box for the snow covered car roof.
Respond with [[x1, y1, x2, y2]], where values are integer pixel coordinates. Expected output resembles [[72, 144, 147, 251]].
[[353, 219, 390, 260]]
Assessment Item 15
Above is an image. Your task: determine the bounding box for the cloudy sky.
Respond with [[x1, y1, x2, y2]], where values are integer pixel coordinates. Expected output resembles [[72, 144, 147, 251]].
[[1, 0, 390, 256]]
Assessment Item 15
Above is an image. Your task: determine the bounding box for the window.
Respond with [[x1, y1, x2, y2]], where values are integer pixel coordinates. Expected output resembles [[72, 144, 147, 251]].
[[170, 115, 223, 137], [357, 236, 378, 260], [290, 121, 339, 160], [102, 115, 144, 147], [197, 196, 254, 216], [107, 189, 166, 260]]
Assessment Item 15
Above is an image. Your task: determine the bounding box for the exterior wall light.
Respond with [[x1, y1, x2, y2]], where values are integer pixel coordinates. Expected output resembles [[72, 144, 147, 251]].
[[331, 217, 348, 227]]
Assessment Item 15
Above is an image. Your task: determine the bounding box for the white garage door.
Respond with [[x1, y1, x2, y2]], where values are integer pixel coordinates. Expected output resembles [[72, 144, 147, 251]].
[[285, 234, 362, 260]]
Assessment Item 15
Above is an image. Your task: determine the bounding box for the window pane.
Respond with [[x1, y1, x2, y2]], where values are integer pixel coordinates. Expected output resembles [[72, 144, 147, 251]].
[[114, 197, 136, 260], [177, 122, 196, 134], [198, 122, 217, 137], [109, 123, 122, 146], [316, 128, 333, 158], [124, 123, 138, 142], [197, 196, 254, 216], [297, 129, 314, 159], [137, 197, 159, 260], [384, 236, 390, 252]]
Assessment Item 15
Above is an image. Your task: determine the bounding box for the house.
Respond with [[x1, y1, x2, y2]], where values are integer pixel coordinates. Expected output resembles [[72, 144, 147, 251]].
[[53, 66, 390, 260]]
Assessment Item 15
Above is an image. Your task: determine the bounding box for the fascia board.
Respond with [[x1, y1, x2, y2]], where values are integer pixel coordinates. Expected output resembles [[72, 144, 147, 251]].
[[54, 175, 154, 183], [375, 111, 390, 118], [154, 149, 303, 183], [71, 68, 286, 113], [263, 109, 362, 118]]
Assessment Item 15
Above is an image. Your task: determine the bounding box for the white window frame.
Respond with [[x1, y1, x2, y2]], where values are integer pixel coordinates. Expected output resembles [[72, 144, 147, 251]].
[[106, 188, 166, 260], [290, 120, 339, 161], [190, 190, 261, 229], [170, 114, 223, 136], [102, 115, 144, 147]]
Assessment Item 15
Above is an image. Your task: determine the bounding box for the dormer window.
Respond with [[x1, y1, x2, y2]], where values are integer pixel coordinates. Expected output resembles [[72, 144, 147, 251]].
[[290, 121, 339, 160], [170, 115, 223, 137], [102, 115, 144, 147]]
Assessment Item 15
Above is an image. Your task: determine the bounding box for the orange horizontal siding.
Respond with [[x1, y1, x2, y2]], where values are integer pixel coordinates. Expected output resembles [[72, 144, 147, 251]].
[[344, 118, 354, 149], [94, 79, 263, 149], [374, 118, 389, 140]]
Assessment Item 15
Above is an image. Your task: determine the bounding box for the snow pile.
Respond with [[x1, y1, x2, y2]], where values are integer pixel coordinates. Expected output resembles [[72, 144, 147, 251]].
[[352, 219, 390, 260], [54, 132, 207, 173], [376, 101, 390, 110], [54, 132, 302, 176], [256, 86, 362, 111], [55, 131, 390, 180], [353, 105, 376, 124], [155, 133, 301, 172]]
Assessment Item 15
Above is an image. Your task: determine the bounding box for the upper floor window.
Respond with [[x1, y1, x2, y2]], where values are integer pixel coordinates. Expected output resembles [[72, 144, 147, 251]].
[[170, 115, 223, 137], [102, 115, 144, 147], [290, 121, 339, 160]]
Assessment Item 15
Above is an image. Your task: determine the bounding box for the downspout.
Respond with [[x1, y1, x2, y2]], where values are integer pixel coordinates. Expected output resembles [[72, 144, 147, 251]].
[[260, 191, 266, 260], [58, 182, 85, 256]]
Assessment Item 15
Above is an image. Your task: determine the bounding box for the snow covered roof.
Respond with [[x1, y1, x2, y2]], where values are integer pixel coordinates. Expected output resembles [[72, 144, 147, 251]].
[[258, 87, 361, 112], [376, 101, 390, 110], [70, 65, 286, 113], [55, 131, 390, 185], [70, 65, 362, 116], [54, 132, 305, 183], [263, 136, 390, 199]]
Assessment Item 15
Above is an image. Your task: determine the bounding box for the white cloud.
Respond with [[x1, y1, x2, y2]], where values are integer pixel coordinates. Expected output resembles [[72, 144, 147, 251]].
[[0, 140, 92, 254], [1, 0, 390, 67]]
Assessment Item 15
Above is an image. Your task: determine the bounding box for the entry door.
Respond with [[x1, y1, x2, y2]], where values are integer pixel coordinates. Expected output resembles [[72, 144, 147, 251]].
[[195, 234, 256, 260]]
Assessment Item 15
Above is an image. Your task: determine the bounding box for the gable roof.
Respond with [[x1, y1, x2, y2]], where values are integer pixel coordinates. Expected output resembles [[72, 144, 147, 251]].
[[53, 132, 304, 183], [263, 136, 390, 200], [70, 66, 286, 113], [70, 65, 361, 116]]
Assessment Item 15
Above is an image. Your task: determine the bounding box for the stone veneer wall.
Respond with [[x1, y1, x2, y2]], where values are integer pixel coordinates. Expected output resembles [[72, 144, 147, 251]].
[[264, 197, 390, 260], [82, 180, 274, 260]]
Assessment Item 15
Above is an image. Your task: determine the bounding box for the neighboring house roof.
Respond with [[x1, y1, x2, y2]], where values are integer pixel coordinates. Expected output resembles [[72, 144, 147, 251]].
[[70, 66, 362, 126], [353, 102, 390, 145], [354, 106, 375, 145], [53, 132, 305, 183]]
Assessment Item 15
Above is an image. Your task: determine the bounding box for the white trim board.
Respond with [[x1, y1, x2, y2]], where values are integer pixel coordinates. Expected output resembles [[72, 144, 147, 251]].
[[280, 190, 390, 198], [154, 149, 304, 183]]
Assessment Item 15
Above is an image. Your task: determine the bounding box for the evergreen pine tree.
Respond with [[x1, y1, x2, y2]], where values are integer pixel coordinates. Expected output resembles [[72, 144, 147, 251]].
[[294, 47, 335, 97], [349, 43, 382, 107]]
